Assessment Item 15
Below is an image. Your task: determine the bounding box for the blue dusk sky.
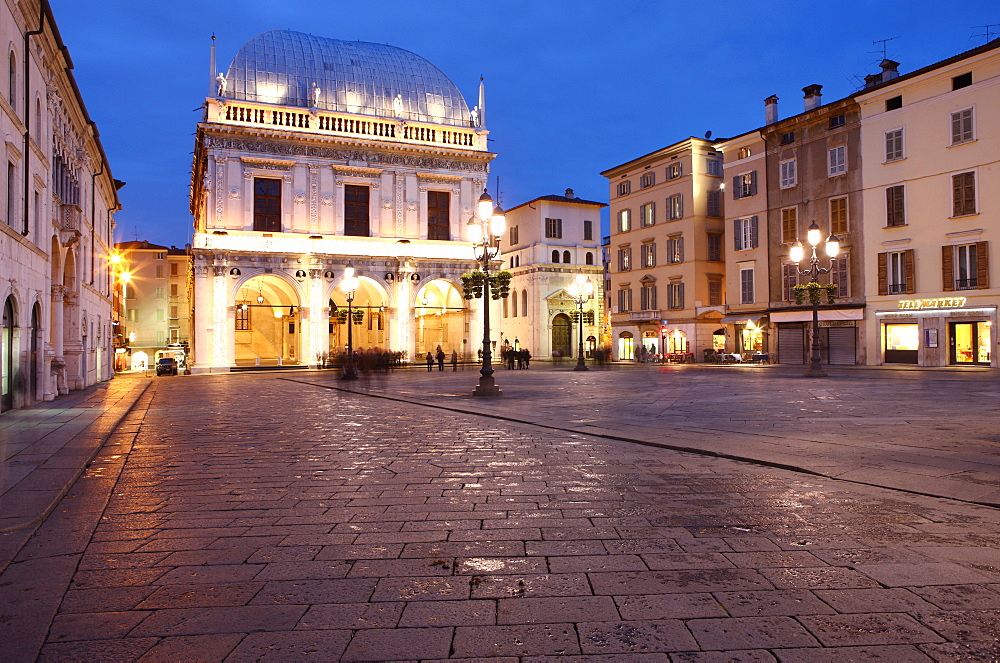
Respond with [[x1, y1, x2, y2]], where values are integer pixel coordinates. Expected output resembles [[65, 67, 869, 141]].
[[50, 0, 999, 248]]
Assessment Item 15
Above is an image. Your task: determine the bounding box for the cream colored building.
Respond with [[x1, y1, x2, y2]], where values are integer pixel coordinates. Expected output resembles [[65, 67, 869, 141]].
[[114, 241, 190, 370], [189, 30, 496, 371], [498, 189, 604, 359], [2, 0, 120, 411], [601, 137, 726, 361], [859, 39, 1000, 367]]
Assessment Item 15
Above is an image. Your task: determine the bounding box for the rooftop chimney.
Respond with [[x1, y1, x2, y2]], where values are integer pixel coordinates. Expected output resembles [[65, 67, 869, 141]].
[[864, 73, 882, 88], [880, 59, 900, 81], [802, 84, 823, 111], [764, 95, 779, 125], [564, 188, 575, 199]]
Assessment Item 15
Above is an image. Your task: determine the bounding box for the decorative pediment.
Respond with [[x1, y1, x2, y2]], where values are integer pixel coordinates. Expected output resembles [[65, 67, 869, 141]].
[[240, 156, 296, 170], [332, 164, 384, 178]]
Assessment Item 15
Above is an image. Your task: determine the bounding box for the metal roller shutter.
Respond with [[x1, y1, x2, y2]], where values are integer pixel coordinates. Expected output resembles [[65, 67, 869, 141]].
[[827, 326, 857, 365], [777, 324, 805, 364]]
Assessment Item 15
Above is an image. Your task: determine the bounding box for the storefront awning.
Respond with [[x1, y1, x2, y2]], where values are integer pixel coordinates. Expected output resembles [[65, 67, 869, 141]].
[[719, 314, 765, 324], [770, 309, 865, 323]]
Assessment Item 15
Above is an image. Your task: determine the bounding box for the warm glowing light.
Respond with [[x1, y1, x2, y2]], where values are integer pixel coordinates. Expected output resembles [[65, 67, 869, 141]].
[[467, 217, 483, 245], [789, 242, 804, 264], [120, 271, 133, 283], [490, 206, 506, 237], [825, 235, 840, 258], [806, 221, 821, 247], [477, 189, 494, 221], [109, 253, 123, 264]]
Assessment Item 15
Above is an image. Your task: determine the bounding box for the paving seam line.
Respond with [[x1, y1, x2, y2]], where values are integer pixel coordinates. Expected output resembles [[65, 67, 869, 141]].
[[284, 376, 1000, 511], [0, 381, 152, 534]]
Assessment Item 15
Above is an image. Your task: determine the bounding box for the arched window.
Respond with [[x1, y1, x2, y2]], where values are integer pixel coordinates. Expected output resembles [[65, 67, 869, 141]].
[[35, 98, 41, 136], [521, 289, 528, 317], [515, 255, 520, 268], [503, 297, 508, 318], [8, 52, 15, 111], [585, 252, 594, 265], [563, 250, 571, 264], [511, 293, 517, 318], [551, 250, 559, 263]]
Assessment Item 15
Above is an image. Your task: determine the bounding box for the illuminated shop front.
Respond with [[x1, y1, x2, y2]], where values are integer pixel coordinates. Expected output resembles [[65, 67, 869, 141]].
[[876, 298, 996, 367]]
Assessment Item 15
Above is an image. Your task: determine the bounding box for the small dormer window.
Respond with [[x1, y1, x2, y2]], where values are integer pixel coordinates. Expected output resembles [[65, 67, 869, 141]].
[[952, 72, 972, 90]]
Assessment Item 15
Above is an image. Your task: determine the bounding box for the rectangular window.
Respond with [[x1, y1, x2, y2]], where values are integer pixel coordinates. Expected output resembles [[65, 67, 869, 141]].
[[509, 225, 519, 245], [707, 233, 722, 262], [156, 252, 165, 260], [617, 247, 631, 272], [782, 263, 799, 301], [952, 172, 976, 216], [885, 129, 904, 161], [667, 236, 684, 264], [156, 309, 164, 322], [617, 209, 631, 233], [170, 262, 179, 276], [155, 266, 164, 279], [886, 185, 905, 227], [618, 288, 632, 312], [253, 177, 282, 232], [831, 255, 849, 298], [640, 284, 657, 310], [170, 283, 178, 296], [344, 184, 370, 236], [667, 282, 684, 310], [734, 216, 758, 251], [170, 305, 178, 319], [707, 190, 722, 218], [640, 172, 655, 188], [617, 181, 631, 196], [154, 287, 164, 299], [887, 251, 908, 294], [583, 220, 593, 241], [830, 197, 848, 235], [740, 267, 754, 304], [640, 243, 656, 268], [828, 146, 847, 176], [706, 158, 722, 177], [545, 217, 563, 238], [955, 244, 978, 290], [640, 203, 655, 227], [952, 72, 972, 90], [781, 207, 797, 244], [236, 305, 250, 330], [779, 159, 796, 188], [951, 108, 974, 145], [427, 190, 450, 240], [708, 279, 722, 306], [156, 330, 165, 346], [667, 194, 683, 220], [885, 95, 902, 111], [667, 163, 683, 180], [733, 171, 757, 199], [829, 114, 846, 129], [780, 131, 795, 144]]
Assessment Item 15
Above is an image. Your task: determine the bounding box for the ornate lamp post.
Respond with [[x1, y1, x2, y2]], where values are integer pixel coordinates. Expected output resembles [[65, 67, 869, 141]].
[[569, 273, 594, 371], [341, 265, 360, 380], [789, 221, 840, 378], [469, 189, 506, 397]]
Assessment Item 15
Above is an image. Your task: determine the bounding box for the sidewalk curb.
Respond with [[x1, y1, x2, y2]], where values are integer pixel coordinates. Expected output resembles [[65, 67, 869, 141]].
[[287, 376, 1000, 511], [0, 380, 152, 535]]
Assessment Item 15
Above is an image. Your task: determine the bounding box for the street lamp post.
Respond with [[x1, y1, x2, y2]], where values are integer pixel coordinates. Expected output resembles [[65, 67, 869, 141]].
[[570, 273, 594, 371], [469, 189, 506, 397], [789, 221, 840, 378], [341, 265, 360, 380]]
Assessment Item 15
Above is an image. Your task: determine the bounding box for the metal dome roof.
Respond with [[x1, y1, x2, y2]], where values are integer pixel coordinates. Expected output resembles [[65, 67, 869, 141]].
[[223, 30, 472, 126]]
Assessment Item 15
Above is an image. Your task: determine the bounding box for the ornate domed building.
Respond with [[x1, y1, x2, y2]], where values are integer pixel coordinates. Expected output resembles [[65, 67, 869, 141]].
[[189, 30, 495, 371]]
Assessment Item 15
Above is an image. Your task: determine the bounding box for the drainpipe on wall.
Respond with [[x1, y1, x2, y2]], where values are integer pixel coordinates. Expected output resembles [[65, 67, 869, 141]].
[[22, 3, 47, 236], [89, 163, 103, 284]]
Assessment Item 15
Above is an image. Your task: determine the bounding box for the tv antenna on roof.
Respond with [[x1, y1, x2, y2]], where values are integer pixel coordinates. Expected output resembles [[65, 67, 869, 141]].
[[971, 24, 1000, 44], [871, 36, 900, 59]]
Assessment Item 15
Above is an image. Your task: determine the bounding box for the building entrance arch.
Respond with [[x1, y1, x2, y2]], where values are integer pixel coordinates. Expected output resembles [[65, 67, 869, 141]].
[[618, 331, 634, 360], [2, 297, 15, 411], [551, 313, 571, 358], [234, 275, 302, 366], [130, 351, 149, 371], [330, 277, 388, 356], [414, 280, 465, 358]]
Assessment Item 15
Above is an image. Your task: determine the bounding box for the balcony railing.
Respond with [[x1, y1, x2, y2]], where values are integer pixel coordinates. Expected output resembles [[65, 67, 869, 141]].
[[955, 278, 979, 291], [887, 283, 907, 294]]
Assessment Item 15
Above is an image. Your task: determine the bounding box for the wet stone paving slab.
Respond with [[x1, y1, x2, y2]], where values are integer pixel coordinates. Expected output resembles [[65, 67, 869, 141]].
[[2, 372, 999, 661]]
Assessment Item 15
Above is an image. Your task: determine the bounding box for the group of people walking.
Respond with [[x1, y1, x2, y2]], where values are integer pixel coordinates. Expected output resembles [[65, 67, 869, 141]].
[[426, 346, 459, 372], [500, 347, 531, 370]]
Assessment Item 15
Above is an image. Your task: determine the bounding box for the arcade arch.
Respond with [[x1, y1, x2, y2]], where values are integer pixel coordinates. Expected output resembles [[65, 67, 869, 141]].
[[414, 279, 465, 358], [329, 276, 389, 354], [233, 274, 302, 366]]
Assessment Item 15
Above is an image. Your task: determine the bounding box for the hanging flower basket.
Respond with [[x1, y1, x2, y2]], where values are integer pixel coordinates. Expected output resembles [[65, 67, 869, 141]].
[[351, 309, 365, 325], [461, 271, 486, 299], [489, 271, 512, 300], [333, 309, 349, 325], [793, 282, 838, 306]]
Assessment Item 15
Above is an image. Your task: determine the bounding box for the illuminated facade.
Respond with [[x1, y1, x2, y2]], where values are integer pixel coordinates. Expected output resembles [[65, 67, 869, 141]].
[[189, 30, 495, 371], [1, 0, 120, 411], [601, 138, 727, 361], [497, 189, 605, 359], [858, 40, 1000, 367]]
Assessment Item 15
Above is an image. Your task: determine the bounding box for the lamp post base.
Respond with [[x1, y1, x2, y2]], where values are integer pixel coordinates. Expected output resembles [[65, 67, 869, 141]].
[[341, 367, 359, 381], [574, 361, 589, 372], [472, 376, 502, 397], [804, 365, 827, 377]]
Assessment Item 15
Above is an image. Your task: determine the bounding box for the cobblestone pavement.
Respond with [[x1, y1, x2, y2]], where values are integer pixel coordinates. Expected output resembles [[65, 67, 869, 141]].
[[1, 369, 998, 661]]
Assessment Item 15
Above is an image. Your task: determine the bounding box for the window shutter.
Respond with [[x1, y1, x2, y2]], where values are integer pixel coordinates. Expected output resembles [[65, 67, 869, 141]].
[[733, 219, 742, 251], [976, 241, 989, 289], [877, 252, 888, 296], [678, 237, 684, 263], [678, 195, 683, 218], [732, 176, 741, 200], [678, 283, 685, 310], [750, 171, 757, 196], [951, 113, 962, 144], [904, 249, 916, 294], [952, 175, 961, 216], [750, 216, 758, 248], [942, 246, 954, 291]]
